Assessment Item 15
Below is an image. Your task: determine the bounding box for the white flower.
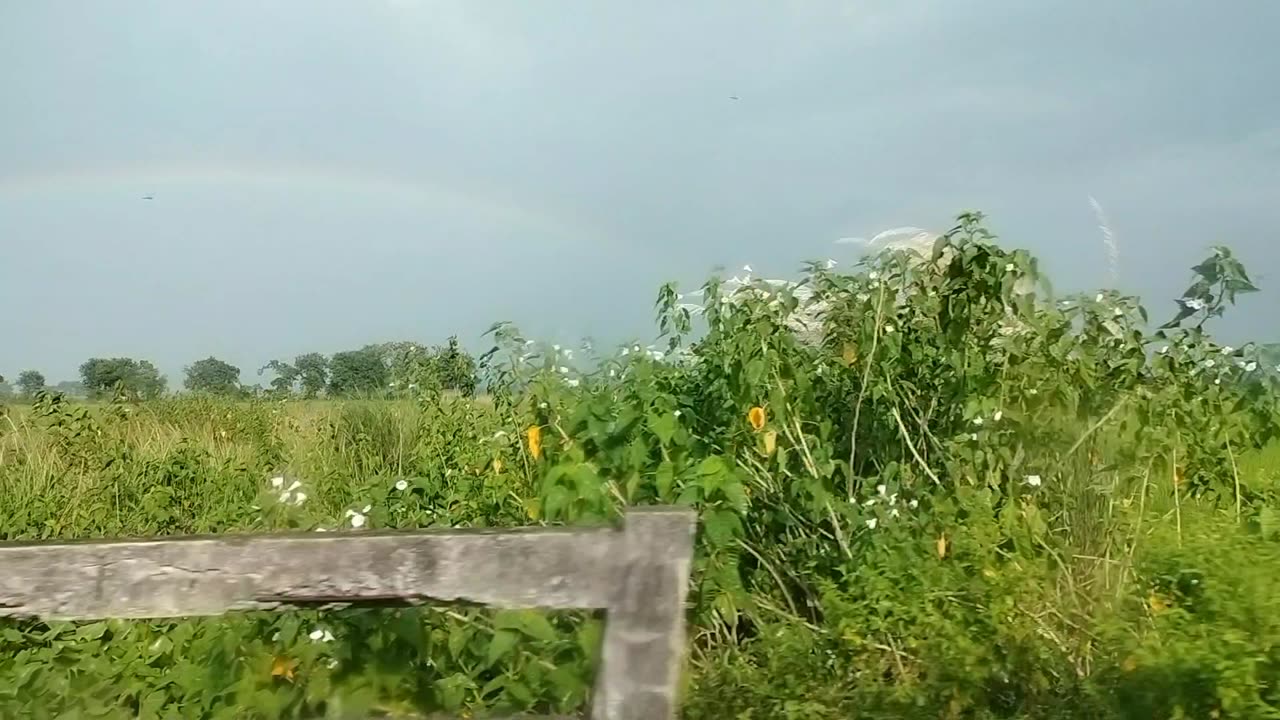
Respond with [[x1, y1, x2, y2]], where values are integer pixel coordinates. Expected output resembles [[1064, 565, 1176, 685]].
[[608, 368, 617, 378], [566, 378, 581, 388], [970, 433, 979, 441], [1095, 293, 1104, 303], [1113, 308, 1123, 317], [1159, 346, 1169, 354], [538, 401, 548, 409], [309, 629, 335, 643], [1028, 388, 1038, 395], [1025, 474, 1042, 488], [993, 410, 1003, 422], [865, 518, 878, 530], [558, 366, 569, 374], [1005, 263, 1014, 272], [349, 513, 366, 528], [673, 409, 682, 417], [278, 491, 292, 503], [286, 480, 302, 493], [876, 484, 887, 497], [394, 479, 409, 491], [362, 504, 372, 513], [292, 492, 307, 506], [1182, 298, 1206, 311], [1221, 346, 1234, 355], [269, 476, 285, 489], [972, 417, 984, 426], [1246, 361, 1258, 372], [889, 507, 901, 518], [908, 499, 919, 509], [883, 324, 895, 334], [720, 296, 731, 304], [553, 344, 561, 352], [1204, 359, 1216, 368], [868, 271, 879, 280], [825, 258, 838, 269], [743, 264, 753, 273], [620, 347, 629, 356], [863, 498, 877, 507]]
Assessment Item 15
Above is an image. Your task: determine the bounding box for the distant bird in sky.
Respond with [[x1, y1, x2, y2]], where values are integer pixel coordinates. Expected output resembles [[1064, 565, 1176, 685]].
[[142, 195, 154, 200], [728, 95, 740, 100]]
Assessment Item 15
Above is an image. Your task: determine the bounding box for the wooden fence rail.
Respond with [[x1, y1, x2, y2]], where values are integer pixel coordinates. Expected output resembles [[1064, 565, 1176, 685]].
[[0, 506, 698, 720]]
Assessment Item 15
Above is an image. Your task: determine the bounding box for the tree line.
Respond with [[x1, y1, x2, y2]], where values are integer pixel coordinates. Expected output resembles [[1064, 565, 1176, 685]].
[[0, 336, 478, 401]]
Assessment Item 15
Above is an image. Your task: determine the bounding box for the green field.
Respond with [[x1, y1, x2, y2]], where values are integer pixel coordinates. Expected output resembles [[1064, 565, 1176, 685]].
[[2, 215, 1280, 719]]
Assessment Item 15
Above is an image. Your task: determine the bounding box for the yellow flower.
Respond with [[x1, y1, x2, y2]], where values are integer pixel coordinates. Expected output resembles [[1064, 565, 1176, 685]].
[[763, 430, 777, 456], [936, 534, 948, 559], [271, 656, 297, 682], [526, 425, 543, 460], [1148, 591, 1170, 614], [840, 343, 857, 367], [748, 406, 766, 432]]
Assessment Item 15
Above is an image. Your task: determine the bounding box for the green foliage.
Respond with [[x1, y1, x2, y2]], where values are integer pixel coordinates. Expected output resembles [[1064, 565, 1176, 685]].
[[184, 357, 243, 396], [294, 353, 329, 399], [79, 357, 167, 400], [3, 212, 1280, 717], [260, 359, 300, 396], [15, 369, 45, 398], [435, 336, 479, 396], [327, 347, 389, 396]]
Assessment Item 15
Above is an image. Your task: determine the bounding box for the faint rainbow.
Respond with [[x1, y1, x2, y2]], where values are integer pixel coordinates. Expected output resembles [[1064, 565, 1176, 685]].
[[0, 163, 606, 247]]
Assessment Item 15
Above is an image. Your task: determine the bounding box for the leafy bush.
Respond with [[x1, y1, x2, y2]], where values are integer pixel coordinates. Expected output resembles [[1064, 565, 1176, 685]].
[[1, 212, 1278, 717]]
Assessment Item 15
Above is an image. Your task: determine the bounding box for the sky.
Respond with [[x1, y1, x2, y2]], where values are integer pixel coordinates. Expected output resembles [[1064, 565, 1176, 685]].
[[3, 0, 1278, 384]]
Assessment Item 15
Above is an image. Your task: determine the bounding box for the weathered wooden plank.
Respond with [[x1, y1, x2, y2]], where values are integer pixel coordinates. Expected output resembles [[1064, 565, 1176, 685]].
[[0, 507, 699, 719], [0, 525, 622, 619], [591, 509, 696, 720]]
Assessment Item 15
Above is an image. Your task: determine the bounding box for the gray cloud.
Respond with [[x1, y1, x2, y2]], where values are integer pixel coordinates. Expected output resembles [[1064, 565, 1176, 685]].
[[2, 0, 1277, 382]]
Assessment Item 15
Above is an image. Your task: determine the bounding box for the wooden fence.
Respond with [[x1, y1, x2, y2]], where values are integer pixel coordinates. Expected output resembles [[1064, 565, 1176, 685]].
[[0, 506, 698, 720]]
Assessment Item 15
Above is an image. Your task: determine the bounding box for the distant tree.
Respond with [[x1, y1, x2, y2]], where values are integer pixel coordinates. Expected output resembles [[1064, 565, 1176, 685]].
[[183, 357, 242, 395], [16, 370, 46, 398], [52, 380, 87, 398], [327, 346, 388, 396], [259, 359, 300, 395], [294, 353, 329, 399], [434, 336, 478, 396], [80, 357, 167, 400], [0, 375, 12, 401]]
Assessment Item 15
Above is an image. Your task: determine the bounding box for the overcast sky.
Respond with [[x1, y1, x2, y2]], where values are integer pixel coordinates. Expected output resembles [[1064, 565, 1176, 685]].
[[3, 0, 1278, 383]]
